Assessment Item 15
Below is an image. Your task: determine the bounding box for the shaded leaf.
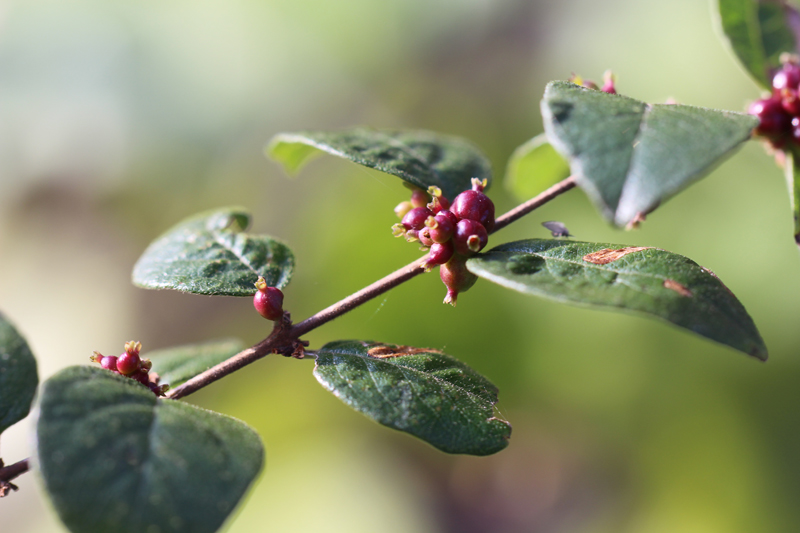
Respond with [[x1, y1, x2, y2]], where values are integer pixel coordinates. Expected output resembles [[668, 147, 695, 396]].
[[505, 133, 571, 200], [132, 207, 294, 296], [541, 81, 758, 227], [467, 239, 767, 359], [716, 0, 800, 89], [36, 366, 263, 533], [0, 313, 38, 435], [148, 339, 244, 388], [267, 128, 492, 201], [313, 340, 511, 455]]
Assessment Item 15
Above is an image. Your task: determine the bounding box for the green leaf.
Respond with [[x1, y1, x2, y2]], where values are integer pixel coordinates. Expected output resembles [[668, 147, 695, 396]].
[[148, 338, 245, 388], [786, 148, 800, 248], [35, 366, 263, 533], [716, 0, 800, 89], [267, 128, 492, 201], [313, 340, 511, 456], [541, 81, 758, 227], [132, 207, 294, 296], [505, 133, 571, 200], [467, 239, 767, 360], [0, 313, 38, 435]]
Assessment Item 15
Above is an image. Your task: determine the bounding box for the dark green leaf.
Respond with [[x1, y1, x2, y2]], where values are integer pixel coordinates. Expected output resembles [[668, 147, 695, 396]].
[[0, 313, 38, 435], [541, 81, 758, 227], [505, 133, 571, 200], [716, 0, 800, 89], [148, 339, 244, 388], [36, 366, 263, 533], [267, 128, 492, 201], [132, 207, 294, 296], [467, 239, 767, 359], [313, 340, 511, 456]]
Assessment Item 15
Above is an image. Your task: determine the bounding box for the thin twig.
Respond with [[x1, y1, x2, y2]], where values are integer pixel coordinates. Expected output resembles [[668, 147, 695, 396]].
[[166, 175, 577, 400], [0, 458, 29, 497]]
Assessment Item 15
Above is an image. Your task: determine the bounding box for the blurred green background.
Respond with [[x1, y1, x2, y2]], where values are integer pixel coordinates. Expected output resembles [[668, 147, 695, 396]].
[[2, 0, 799, 531]]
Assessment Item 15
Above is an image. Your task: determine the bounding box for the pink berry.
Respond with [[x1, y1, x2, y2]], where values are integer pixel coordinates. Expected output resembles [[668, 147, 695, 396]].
[[410, 188, 430, 208], [100, 356, 118, 372], [254, 286, 284, 321], [453, 219, 488, 256], [401, 207, 434, 231], [426, 213, 455, 244], [748, 97, 791, 140], [439, 256, 478, 306], [450, 183, 495, 231], [425, 241, 454, 268], [773, 63, 800, 92], [117, 351, 141, 376]]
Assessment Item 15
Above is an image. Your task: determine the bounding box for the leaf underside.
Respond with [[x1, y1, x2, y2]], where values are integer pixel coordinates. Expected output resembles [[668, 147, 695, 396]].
[[541, 81, 757, 227], [313, 340, 511, 455], [467, 239, 767, 360], [716, 0, 800, 89], [505, 133, 571, 201], [267, 128, 493, 201], [148, 338, 245, 388], [132, 207, 294, 296], [0, 312, 38, 435], [36, 366, 263, 533]]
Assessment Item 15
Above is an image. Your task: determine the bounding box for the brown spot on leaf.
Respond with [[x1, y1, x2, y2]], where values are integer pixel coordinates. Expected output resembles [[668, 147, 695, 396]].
[[582, 247, 651, 265], [367, 344, 441, 359], [663, 279, 692, 297]]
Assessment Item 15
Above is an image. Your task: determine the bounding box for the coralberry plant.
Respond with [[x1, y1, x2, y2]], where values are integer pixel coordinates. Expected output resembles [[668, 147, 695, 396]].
[[0, 1, 797, 531]]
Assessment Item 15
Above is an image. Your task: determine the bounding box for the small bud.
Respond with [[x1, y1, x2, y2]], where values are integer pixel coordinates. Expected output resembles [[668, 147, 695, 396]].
[[601, 70, 616, 94], [394, 201, 413, 219], [90, 351, 103, 363], [140, 359, 152, 372]]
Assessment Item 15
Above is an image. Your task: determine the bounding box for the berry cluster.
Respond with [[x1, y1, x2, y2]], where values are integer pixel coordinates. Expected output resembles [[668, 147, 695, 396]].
[[253, 276, 284, 321], [748, 56, 800, 147], [392, 179, 495, 305], [90, 341, 169, 396]]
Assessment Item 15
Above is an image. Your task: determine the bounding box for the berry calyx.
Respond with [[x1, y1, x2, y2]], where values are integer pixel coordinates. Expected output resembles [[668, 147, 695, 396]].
[[418, 227, 434, 247], [124, 340, 142, 357], [253, 276, 284, 321], [440, 256, 478, 306], [453, 219, 488, 256], [117, 351, 141, 376], [401, 207, 434, 231]]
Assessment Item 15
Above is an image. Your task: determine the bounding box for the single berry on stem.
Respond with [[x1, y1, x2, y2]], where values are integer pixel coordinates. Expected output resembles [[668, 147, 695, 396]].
[[254, 276, 284, 321], [440, 256, 478, 306]]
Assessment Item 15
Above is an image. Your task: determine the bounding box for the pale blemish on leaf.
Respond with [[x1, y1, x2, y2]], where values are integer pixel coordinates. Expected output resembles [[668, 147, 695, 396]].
[[663, 278, 692, 297], [582, 247, 651, 265], [367, 344, 442, 359]]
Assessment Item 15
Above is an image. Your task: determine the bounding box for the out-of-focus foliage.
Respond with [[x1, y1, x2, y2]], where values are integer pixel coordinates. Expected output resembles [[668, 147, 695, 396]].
[[2, 0, 800, 532]]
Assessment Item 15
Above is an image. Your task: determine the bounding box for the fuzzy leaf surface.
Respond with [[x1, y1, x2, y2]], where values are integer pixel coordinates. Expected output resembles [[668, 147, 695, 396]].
[[541, 81, 757, 227], [132, 207, 294, 296], [717, 0, 800, 88], [36, 366, 263, 533], [148, 339, 244, 388], [267, 128, 492, 201], [314, 340, 511, 455], [467, 239, 767, 359], [0, 313, 38, 435], [505, 133, 571, 200]]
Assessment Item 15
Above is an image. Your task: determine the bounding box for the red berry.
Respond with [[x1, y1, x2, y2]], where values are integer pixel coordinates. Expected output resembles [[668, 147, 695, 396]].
[[100, 356, 118, 372], [773, 63, 800, 92], [439, 256, 478, 306], [425, 241, 454, 268], [748, 97, 791, 140], [450, 185, 495, 231], [131, 369, 150, 385], [410, 188, 430, 208], [426, 213, 455, 244], [453, 219, 488, 256], [117, 351, 141, 376], [401, 207, 434, 231], [254, 284, 284, 321], [781, 88, 800, 115]]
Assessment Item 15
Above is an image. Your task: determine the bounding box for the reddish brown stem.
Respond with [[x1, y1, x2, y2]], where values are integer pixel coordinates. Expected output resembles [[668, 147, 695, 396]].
[[0, 458, 29, 497], [166, 175, 577, 400]]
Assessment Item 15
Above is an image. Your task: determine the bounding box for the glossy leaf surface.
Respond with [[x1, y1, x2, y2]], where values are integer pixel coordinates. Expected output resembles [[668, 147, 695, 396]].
[[36, 366, 263, 533], [267, 128, 492, 201], [0, 313, 38, 435], [132, 207, 294, 296], [717, 0, 800, 88], [148, 339, 244, 388], [314, 340, 511, 455], [505, 133, 571, 200], [541, 81, 757, 227], [467, 239, 767, 359]]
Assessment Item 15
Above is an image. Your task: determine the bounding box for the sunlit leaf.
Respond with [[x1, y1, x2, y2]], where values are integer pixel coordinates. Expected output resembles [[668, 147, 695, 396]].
[[313, 340, 511, 455]]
